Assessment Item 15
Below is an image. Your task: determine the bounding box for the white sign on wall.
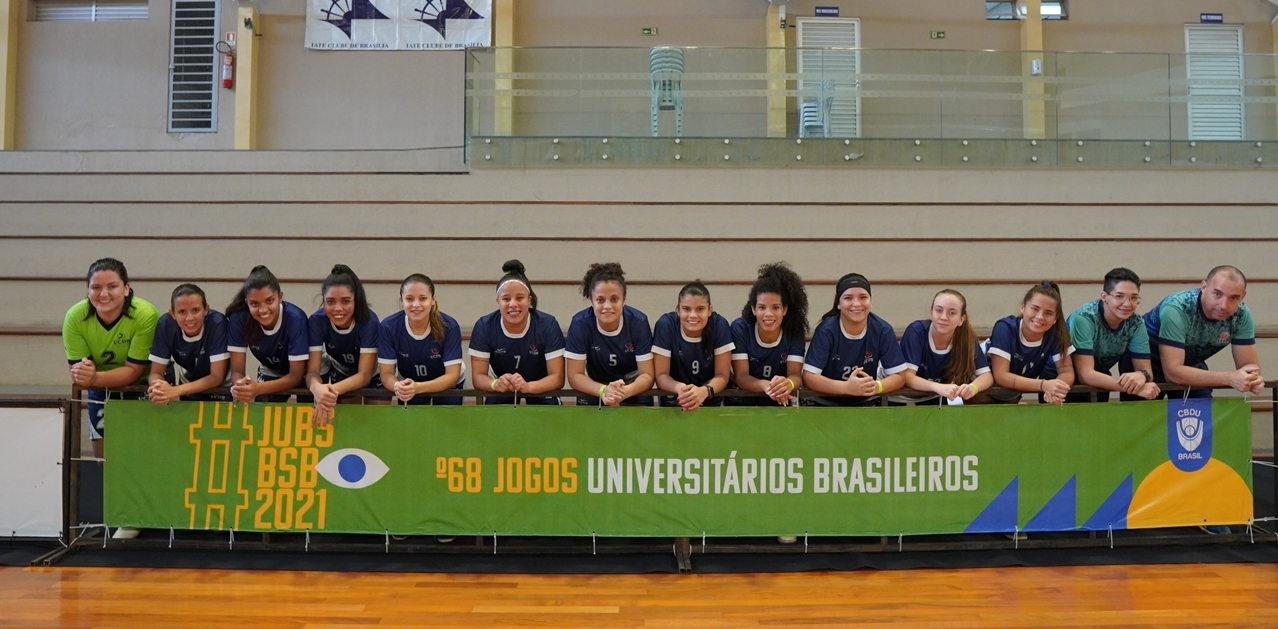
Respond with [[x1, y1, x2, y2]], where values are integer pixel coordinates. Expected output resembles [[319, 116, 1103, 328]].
[[306, 0, 492, 50], [0, 408, 63, 538]]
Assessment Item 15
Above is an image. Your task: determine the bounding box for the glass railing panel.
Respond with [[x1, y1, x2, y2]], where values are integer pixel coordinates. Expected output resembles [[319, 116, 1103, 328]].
[[1055, 52, 1172, 141], [937, 50, 1039, 139], [856, 49, 943, 139]]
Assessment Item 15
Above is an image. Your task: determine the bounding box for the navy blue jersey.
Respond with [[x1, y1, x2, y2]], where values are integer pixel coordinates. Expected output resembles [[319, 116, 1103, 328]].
[[803, 313, 907, 406], [982, 315, 1073, 399], [899, 319, 990, 383], [378, 310, 464, 382], [469, 309, 566, 382], [565, 305, 653, 385], [148, 310, 230, 383], [652, 311, 734, 387], [308, 308, 381, 381], [729, 317, 806, 381], [228, 302, 310, 379]]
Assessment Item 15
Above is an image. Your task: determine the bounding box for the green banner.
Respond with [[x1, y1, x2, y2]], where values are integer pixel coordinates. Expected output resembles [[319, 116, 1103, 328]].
[[104, 398, 1253, 537]]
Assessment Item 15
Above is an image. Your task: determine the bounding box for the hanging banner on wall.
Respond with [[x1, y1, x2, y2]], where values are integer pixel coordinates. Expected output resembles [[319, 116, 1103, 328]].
[[104, 399, 1253, 537], [305, 0, 492, 50]]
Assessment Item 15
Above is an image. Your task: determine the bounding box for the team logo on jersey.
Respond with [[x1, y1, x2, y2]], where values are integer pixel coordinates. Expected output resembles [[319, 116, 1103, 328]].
[[1168, 398, 1212, 473], [529, 344, 540, 356], [413, 0, 485, 38], [318, 0, 391, 39], [494, 348, 507, 355], [863, 351, 874, 365], [1219, 331, 1231, 342], [625, 342, 635, 353], [114, 332, 129, 346], [430, 348, 442, 359], [315, 448, 391, 489]]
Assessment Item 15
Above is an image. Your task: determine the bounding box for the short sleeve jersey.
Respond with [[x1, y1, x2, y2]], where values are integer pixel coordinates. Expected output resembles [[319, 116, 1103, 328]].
[[982, 314, 1072, 379], [468, 309, 565, 382], [729, 318, 806, 381], [1067, 299, 1151, 373], [378, 310, 464, 382], [1144, 289, 1255, 367], [308, 308, 381, 380], [227, 302, 310, 378], [63, 297, 161, 385], [564, 305, 653, 383], [803, 313, 908, 381], [899, 319, 990, 383], [651, 311, 734, 387], [148, 309, 230, 381]]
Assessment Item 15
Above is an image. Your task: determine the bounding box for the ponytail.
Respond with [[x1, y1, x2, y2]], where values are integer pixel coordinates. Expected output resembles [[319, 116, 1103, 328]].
[[935, 289, 976, 385], [401, 273, 447, 344], [1023, 281, 1071, 354], [226, 265, 282, 346], [83, 257, 134, 321], [742, 262, 809, 341], [678, 280, 715, 355], [497, 259, 538, 311], [321, 264, 371, 325]]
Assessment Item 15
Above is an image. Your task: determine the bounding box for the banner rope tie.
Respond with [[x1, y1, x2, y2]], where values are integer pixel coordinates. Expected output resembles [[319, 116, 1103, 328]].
[[1251, 459, 1278, 469], [514, 390, 519, 408], [493, 530, 497, 555], [384, 529, 389, 553], [1182, 387, 1191, 405], [228, 528, 234, 550], [592, 530, 596, 556], [1108, 523, 1113, 549], [898, 532, 903, 552], [169, 526, 174, 549], [804, 531, 809, 554], [305, 528, 310, 552], [1248, 522, 1254, 544], [102, 526, 109, 548], [702, 531, 706, 554], [1014, 526, 1020, 550]]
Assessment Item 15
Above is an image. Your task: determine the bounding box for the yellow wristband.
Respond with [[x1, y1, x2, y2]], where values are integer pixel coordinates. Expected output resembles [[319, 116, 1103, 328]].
[[971, 384, 979, 395], [786, 378, 796, 392], [599, 384, 608, 398], [875, 380, 883, 395], [490, 379, 498, 391]]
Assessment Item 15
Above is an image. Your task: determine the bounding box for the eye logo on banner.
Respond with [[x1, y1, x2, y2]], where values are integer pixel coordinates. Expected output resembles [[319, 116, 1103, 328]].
[[1168, 398, 1212, 472], [315, 448, 391, 488], [319, 0, 391, 38], [414, 0, 484, 38]]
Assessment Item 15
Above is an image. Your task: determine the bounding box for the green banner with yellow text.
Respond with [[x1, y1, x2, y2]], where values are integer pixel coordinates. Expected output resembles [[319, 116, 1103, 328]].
[[104, 398, 1253, 537]]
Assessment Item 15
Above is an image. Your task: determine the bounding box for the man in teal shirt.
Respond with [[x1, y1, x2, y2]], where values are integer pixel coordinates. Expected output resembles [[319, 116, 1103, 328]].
[[1143, 265, 1262, 398], [1067, 267, 1160, 402]]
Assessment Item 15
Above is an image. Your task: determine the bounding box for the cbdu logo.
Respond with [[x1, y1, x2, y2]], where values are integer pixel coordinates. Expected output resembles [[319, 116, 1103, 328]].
[[315, 448, 390, 489], [1168, 398, 1212, 472]]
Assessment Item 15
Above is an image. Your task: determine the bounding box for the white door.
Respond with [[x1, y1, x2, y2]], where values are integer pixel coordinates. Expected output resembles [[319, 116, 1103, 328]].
[[1184, 24, 1245, 140], [796, 17, 861, 138]]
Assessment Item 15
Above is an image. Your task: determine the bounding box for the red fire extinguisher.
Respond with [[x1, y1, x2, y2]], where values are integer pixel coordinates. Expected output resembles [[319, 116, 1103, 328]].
[[221, 50, 236, 89]]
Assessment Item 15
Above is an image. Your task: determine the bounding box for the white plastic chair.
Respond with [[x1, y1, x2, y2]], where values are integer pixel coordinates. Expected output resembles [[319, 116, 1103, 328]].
[[798, 79, 834, 138], [650, 47, 684, 137]]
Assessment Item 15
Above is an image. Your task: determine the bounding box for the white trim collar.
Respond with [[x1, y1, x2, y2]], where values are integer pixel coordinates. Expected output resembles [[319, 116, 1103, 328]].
[[597, 314, 623, 337], [755, 324, 781, 348], [405, 314, 430, 341]]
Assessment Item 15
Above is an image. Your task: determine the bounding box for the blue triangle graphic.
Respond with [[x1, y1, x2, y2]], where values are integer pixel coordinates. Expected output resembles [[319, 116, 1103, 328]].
[[964, 476, 1019, 533], [1079, 473, 1132, 531], [1024, 475, 1076, 532]]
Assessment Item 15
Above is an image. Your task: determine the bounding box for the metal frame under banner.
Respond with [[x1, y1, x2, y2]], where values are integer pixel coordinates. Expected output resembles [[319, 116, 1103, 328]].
[[30, 384, 1278, 571]]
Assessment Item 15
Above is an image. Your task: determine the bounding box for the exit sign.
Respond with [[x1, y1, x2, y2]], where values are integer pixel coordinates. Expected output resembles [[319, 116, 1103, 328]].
[[642, 27, 659, 36], [930, 30, 946, 39]]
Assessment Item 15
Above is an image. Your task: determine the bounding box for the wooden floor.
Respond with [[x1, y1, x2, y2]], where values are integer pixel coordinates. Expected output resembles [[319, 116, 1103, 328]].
[[2, 562, 1276, 628]]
